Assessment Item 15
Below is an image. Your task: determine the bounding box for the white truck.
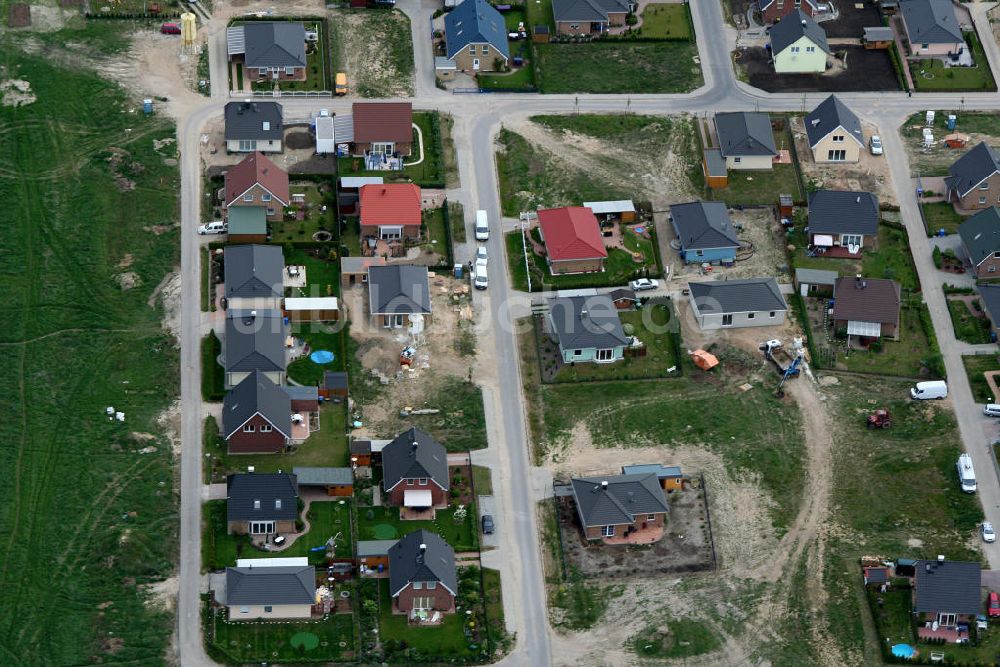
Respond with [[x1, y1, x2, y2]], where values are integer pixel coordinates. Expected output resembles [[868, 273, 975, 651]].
[[957, 453, 977, 494]]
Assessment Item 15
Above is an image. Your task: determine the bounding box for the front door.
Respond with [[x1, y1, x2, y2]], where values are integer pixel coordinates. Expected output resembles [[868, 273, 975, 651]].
[[473, 59, 480, 71]]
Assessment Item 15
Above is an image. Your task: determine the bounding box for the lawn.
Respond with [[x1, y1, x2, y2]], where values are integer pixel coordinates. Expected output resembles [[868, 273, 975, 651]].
[[921, 200, 965, 235], [389, 378, 488, 452], [288, 324, 346, 386], [271, 183, 336, 244], [477, 8, 537, 91], [792, 224, 921, 293], [337, 111, 447, 187], [535, 41, 703, 93], [0, 42, 181, 664], [526, 0, 555, 31], [635, 3, 692, 40], [962, 354, 1000, 403], [357, 505, 479, 552], [326, 8, 414, 97], [708, 125, 803, 205], [910, 34, 996, 92], [376, 577, 482, 661], [202, 331, 225, 401], [947, 298, 993, 344], [472, 465, 494, 495]]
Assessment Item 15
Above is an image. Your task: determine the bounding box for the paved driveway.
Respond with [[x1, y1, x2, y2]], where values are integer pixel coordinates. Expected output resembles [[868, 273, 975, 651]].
[[478, 494, 497, 549]]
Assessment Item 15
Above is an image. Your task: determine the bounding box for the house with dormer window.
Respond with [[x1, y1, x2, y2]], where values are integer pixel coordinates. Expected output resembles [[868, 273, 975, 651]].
[[226, 472, 299, 539]]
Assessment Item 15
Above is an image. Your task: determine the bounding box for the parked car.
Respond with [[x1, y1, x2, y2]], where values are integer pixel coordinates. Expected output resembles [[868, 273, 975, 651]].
[[476, 245, 488, 264], [481, 514, 495, 535], [989, 592, 1000, 618], [984, 522, 996, 543], [985, 404, 1000, 417], [198, 221, 227, 235], [870, 135, 883, 156], [160, 22, 181, 35], [629, 278, 659, 292], [475, 210, 489, 241], [474, 260, 488, 290]]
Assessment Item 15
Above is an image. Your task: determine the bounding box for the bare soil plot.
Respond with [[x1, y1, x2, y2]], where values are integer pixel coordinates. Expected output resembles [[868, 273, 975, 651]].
[[901, 111, 1000, 177], [736, 46, 902, 92], [8, 3, 30, 27], [821, 2, 882, 39], [327, 8, 413, 98]]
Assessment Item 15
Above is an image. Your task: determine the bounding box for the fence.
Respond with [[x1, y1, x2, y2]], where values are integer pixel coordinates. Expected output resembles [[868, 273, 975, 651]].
[[230, 90, 334, 98], [697, 473, 719, 572]]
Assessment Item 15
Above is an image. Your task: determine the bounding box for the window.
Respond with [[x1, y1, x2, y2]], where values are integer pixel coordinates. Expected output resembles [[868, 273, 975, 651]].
[[264, 606, 273, 613], [406, 479, 415, 486], [258, 67, 267, 76], [274, 499, 282, 510], [266, 208, 275, 216], [733, 157, 741, 164], [921, 43, 929, 50], [243, 193, 254, 202], [482, 45, 489, 55], [418, 478, 428, 485], [413, 596, 433, 610], [238, 139, 256, 151], [371, 142, 394, 156], [244, 424, 256, 432], [790, 46, 800, 54], [262, 193, 272, 202], [981, 182, 991, 190], [842, 234, 862, 247], [240, 606, 249, 614], [695, 249, 704, 256], [253, 499, 261, 510], [722, 314, 733, 327], [769, 311, 776, 318], [284, 66, 295, 76], [426, 581, 437, 590], [991, 265, 998, 273], [938, 613, 957, 627], [601, 525, 615, 537], [250, 521, 274, 534], [413, 581, 423, 590], [647, 514, 656, 520], [777, 0, 783, 7], [596, 348, 615, 362], [573, 349, 582, 356], [260, 423, 272, 433], [832, 135, 844, 143], [995, 251, 1000, 258], [747, 312, 756, 320], [827, 150, 846, 161], [469, 45, 476, 55], [794, 0, 801, 5], [806, 46, 816, 53], [980, 196, 988, 205]]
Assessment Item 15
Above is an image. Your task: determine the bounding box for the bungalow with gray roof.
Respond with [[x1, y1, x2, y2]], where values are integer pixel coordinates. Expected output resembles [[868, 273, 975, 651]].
[[807, 190, 880, 252], [367, 265, 431, 329], [688, 277, 788, 330], [669, 201, 740, 265], [570, 473, 670, 543], [958, 207, 1000, 277], [225, 244, 284, 311], [227, 22, 308, 82], [715, 112, 777, 170], [224, 309, 286, 388], [912, 558, 981, 642], [225, 558, 316, 620], [547, 294, 629, 364], [224, 101, 284, 153], [552, 0, 633, 35], [976, 283, 1000, 336], [899, 0, 965, 58]]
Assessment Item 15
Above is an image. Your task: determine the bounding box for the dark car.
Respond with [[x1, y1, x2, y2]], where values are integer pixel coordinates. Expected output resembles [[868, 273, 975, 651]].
[[481, 514, 495, 535], [990, 592, 1000, 618]]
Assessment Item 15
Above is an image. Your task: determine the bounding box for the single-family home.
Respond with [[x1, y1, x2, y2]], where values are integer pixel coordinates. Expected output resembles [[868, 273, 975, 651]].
[[794, 267, 839, 297], [831, 276, 902, 341], [768, 9, 830, 74], [688, 277, 788, 330], [976, 283, 1000, 335], [388, 530, 457, 619], [958, 207, 1000, 277], [537, 206, 608, 275], [945, 142, 1000, 211], [224, 309, 286, 388], [224, 244, 284, 311], [367, 265, 432, 329], [669, 201, 741, 265], [224, 152, 290, 223], [620, 463, 684, 491], [225, 558, 316, 620], [226, 22, 308, 82], [293, 467, 354, 497], [223, 371, 292, 455], [547, 294, 629, 364], [357, 540, 397, 574], [759, 0, 821, 24], [350, 102, 413, 157], [551, 0, 633, 35], [899, 0, 964, 58], [570, 473, 670, 543], [807, 190, 880, 252], [226, 472, 299, 537], [912, 558, 981, 642], [341, 255, 387, 287], [359, 183, 422, 241], [381, 427, 449, 511], [442, 0, 510, 72], [715, 112, 777, 170], [224, 101, 284, 153], [804, 95, 864, 163]]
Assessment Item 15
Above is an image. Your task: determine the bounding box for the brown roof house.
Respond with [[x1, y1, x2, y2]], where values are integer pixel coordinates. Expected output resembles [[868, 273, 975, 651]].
[[831, 276, 901, 341], [222, 371, 292, 455], [349, 102, 413, 158], [570, 473, 669, 544], [946, 142, 1000, 212], [226, 472, 299, 539], [388, 530, 457, 622], [224, 152, 290, 224], [381, 427, 449, 517]]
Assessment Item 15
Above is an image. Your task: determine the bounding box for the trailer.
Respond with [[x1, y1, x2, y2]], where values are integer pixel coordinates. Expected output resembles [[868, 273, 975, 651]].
[[760, 340, 801, 378]]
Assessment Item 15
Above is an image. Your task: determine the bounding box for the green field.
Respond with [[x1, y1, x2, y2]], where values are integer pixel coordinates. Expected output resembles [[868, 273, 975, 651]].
[[357, 505, 479, 552], [635, 3, 692, 40], [535, 41, 703, 94], [389, 378, 488, 451], [0, 46, 180, 663]]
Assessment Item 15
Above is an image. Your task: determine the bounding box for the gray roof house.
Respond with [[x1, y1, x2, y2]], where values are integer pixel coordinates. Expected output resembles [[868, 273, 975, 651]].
[[669, 201, 740, 264], [547, 294, 629, 364], [381, 427, 449, 494], [225, 563, 315, 615], [976, 283, 1000, 327], [688, 277, 788, 330], [958, 207, 1000, 269], [224, 309, 286, 387], [945, 142, 1000, 202], [388, 530, 458, 598], [807, 190, 880, 245], [224, 101, 284, 147], [367, 265, 431, 326], [570, 473, 670, 529], [899, 0, 963, 48], [805, 95, 864, 150], [715, 112, 777, 169], [444, 0, 510, 62], [913, 558, 981, 617], [222, 370, 292, 440], [552, 0, 632, 32], [768, 9, 831, 58], [227, 22, 307, 70], [226, 472, 299, 524], [225, 244, 284, 308]]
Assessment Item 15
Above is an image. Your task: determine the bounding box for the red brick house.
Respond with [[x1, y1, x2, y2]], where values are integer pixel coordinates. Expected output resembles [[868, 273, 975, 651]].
[[359, 183, 422, 241], [222, 371, 292, 455], [570, 473, 670, 543], [958, 207, 1000, 278], [224, 152, 290, 223], [381, 427, 449, 510], [759, 0, 821, 24], [226, 472, 299, 538], [388, 530, 457, 620], [537, 206, 608, 275]]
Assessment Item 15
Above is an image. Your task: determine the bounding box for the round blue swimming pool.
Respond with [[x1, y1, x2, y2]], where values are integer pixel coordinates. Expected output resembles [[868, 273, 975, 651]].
[[891, 644, 915, 659], [310, 350, 335, 364]]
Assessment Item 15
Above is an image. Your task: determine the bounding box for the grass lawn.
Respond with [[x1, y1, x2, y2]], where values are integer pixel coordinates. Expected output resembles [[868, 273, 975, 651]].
[[910, 35, 996, 92], [630, 618, 721, 659], [921, 200, 965, 235], [472, 465, 494, 495], [635, 3, 692, 40], [201, 246, 212, 311], [481, 568, 508, 648], [535, 41, 702, 93], [206, 603, 356, 664], [376, 578, 480, 660], [962, 354, 1000, 403], [792, 225, 921, 293], [340, 216, 362, 256], [449, 201, 466, 244], [288, 324, 346, 386], [202, 332, 225, 401], [389, 378, 488, 451], [357, 505, 479, 552], [947, 298, 993, 344], [337, 112, 445, 187], [477, 8, 537, 91], [285, 247, 341, 298], [526, 0, 555, 31], [708, 125, 802, 205], [271, 183, 336, 244], [422, 206, 450, 261]]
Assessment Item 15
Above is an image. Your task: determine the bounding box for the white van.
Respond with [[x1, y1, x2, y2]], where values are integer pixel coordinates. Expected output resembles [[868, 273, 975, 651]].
[[474, 260, 488, 290], [985, 404, 1000, 417], [911, 380, 947, 400], [475, 210, 489, 241], [957, 453, 977, 493], [198, 220, 227, 235]]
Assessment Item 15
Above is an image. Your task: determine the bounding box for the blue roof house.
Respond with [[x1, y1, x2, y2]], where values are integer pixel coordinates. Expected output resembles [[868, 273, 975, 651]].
[[443, 0, 510, 73]]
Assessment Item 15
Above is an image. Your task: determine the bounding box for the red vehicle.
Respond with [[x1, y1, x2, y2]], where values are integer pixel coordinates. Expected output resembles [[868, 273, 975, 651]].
[[160, 22, 181, 35], [989, 591, 1000, 618]]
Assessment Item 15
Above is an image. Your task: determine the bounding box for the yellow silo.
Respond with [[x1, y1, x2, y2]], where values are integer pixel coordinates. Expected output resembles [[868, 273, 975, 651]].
[[181, 12, 197, 46]]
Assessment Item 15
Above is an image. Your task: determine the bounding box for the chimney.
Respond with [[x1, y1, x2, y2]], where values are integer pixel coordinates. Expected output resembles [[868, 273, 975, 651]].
[[411, 440, 418, 454], [250, 309, 257, 319], [601, 480, 608, 490], [801, 19, 807, 26], [420, 543, 427, 554], [856, 195, 861, 204]]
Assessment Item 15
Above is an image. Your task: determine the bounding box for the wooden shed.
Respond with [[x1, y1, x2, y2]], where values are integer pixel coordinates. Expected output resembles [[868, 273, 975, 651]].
[[862, 27, 894, 50], [621, 464, 685, 491], [285, 297, 339, 322], [703, 148, 728, 188], [321, 371, 349, 399], [357, 539, 397, 574], [293, 466, 354, 497]]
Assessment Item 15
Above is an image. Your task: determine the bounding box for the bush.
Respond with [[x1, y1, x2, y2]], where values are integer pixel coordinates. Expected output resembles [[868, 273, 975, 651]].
[[932, 246, 942, 269]]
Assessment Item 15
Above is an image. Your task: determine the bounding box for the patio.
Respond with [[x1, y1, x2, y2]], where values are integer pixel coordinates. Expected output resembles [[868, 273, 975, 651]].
[[809, 245, 863, 259], [917, 624, 969, 643], [602, 524, 665, 546]]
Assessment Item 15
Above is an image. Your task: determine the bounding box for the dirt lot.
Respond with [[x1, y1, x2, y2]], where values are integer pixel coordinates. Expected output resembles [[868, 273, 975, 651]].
[[821, 2, 882, 38], [790, 116, 897, 206], [902, 114, 1000, 176], [328, 8, 413, 98], [198, 118, 336, 175], [737, 45, 902, 92]]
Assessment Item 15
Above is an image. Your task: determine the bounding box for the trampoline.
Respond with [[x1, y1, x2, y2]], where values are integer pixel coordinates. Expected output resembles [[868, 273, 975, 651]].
[[310, 350, 335, 364]]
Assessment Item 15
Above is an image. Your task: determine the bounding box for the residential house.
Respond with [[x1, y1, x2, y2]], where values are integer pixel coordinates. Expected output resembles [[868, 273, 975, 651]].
[[831, 277, 902, 341], [388, 530, 457, 619], [945, 142, 1000, 211], [570, 473, 670, 543], [225, 558, 316, 620], [338, 176, 384, 215], [367, 265, 432, 329], [537, 206, 608, 275], [976, 283, 1000, 335], [224, 152, 290, 223], [899, 0, 964, 58], [794, 267, 839, 297], [341, 255, 387, 287], [357, 540, 397, 574], [608, 287, 638, 310], [443, 0, 510, 72], [227, 22, 307, 82], [222, 371, 292, 455], [807, 190, 880, 252], [768, 9, 830, 73], [359, 183, 422, 241], [381, 427, 449, 510], [547, 294, 629, 364], [350, 102, 413, 157], [804, 95, 864, 163], [224, 309, 286, 388], [715, 112, 777, 170], [293, 467, 354, 497], [759, 0, 821, 24], [912, 558, 981, 642], [620, 463, 684, 491], [688, 277, 788, 330], [226, 472, 299, 537], [551, 0, 632, 35], [669, 201, 741, 265], [958, 207, 1000, 277], [224, 244, 284, 311], [224, 101, 284, 153]]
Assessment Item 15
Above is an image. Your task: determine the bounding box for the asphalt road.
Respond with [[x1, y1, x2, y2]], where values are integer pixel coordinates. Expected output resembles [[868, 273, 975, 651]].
[[173, 1, 1000, 664]]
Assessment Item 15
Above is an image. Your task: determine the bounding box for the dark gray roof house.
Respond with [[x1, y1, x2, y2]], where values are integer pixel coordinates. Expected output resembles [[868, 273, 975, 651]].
[[552, 0, 631, 24], [225, 564, 315, 605], [570, 473, 669, 528], [977, 283, 1000, 324], [223, 371, 292, 439], [958, 206, 1000, 267], [900, 0, 963, 45], [805, 95, 863, 149], [768, 9, 831, 57], [381, 427, 449, 492], [225, 244, 284, 301], [224, 310, 286, 373], [688, 277, 788, 315], [945, 142, 1000, 199], [715, 112, 778, 158], [388, 530, 457, 597], [224, 101, 284, 142], [226, 472, 299, 522], [367, 265, 432, 316], [444, 0, 510, 60], [913, 558, 981, 616], [808, 190, 880, 236], [228, 22, 307, 69], [669, 201, 740, 251], [548, 294, 629, 352]]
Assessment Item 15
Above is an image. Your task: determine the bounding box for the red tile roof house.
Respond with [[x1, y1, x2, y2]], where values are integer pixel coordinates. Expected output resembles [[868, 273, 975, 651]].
[[359, 183, 422, 242], [381, 427, 449, 517], [224, 152, 290, 224], [388, 530, 457, 622], [537, 206, 608, 275], [350, 102, 413, 158], [759, 0, 821, 24]]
